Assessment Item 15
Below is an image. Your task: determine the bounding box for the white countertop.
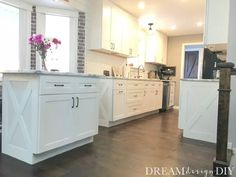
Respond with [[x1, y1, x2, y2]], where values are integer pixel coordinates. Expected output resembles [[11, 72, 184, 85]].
[[2, 70, 173, 82], [181, 78, 219, 82]]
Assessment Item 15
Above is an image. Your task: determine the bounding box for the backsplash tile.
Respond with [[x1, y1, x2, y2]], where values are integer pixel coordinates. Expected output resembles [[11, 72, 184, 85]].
[[30, 6, 36, 70], [77, 11, 85, 73]]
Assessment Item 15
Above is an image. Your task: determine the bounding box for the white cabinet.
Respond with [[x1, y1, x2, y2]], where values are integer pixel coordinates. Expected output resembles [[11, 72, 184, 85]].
[[113, 90, 126, 121], [2, 73, 99, 164], [98, 78, 163, 127], [39, 94, 74, 153], [145, 30, 168, 64], [204, 0, 229, 45], [112, 80, 127, 121], [88, 0, 138, 57], [73, 93, 98, 140], [169, 82, 175, 107]]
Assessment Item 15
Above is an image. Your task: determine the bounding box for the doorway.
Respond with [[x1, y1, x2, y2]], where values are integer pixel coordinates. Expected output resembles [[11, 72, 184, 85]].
[[184, 51, 199, 78], [181, 43, 204, 79]]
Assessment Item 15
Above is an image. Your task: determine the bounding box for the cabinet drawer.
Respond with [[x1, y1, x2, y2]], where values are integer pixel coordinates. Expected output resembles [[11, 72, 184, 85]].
[[75, 78, 98, 93], [127, 90, 143, 102], [127, 103, 142, 116], [113, 80, 126, 90], [127, 81, 143, 90], [40, 76, 74, 94]]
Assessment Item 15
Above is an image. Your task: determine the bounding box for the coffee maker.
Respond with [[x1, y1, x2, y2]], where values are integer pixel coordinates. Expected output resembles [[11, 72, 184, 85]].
[[158, 66, 176, 80]]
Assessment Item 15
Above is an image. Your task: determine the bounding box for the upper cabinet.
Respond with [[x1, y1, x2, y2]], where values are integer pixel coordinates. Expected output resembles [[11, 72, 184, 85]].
[[204, 0, 229, 45], [145, 30, 168, 65], [87, 0, 138, 57]]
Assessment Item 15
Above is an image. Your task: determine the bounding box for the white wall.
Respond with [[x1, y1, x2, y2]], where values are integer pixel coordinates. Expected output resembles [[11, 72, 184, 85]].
[[227, 0, 236, 149]]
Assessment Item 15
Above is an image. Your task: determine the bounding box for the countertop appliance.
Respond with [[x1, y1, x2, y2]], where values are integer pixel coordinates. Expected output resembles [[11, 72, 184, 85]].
[[158, 66, 176, 80]]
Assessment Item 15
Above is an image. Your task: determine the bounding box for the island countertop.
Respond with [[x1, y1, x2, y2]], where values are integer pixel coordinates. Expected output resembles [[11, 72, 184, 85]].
[[2, 70, 174, 82], [180, 78, 219, 82]]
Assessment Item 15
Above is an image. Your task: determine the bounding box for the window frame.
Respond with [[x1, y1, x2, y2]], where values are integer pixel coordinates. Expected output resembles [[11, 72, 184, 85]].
[[36, 6, 78, 72], [0, 0, 31, 79]]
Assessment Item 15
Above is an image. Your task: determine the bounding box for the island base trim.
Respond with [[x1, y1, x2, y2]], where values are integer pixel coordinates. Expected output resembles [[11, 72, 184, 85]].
[[2, 136, 93, 165]]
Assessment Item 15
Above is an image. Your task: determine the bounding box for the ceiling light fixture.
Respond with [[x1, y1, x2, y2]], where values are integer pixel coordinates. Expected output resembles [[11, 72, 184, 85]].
[[197, 21, 203, 27], [148, 23, 154, 30], [138, 1, 145, 9], [171, 25, 176, 30]]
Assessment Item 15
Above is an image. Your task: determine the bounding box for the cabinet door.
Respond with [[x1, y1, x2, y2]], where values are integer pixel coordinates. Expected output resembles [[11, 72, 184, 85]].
[[204, 0, 229, 44], [169, 83, 175, 107], [146, 32, 158, 62], [38, 94, 74, 153], [113, 89, 126, 121], [110, 5, 123, 53], [102, 0, 112, 50], [154, 87, 163, 109], [73, 93, 98, 141], [143, 89, 153, 112]]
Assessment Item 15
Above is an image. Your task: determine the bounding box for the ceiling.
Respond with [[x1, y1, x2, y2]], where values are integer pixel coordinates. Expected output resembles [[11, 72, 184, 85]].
[[111, 0, 205, 36]]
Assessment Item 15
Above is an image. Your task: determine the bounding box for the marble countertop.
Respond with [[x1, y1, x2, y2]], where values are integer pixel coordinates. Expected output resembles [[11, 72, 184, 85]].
[[2, 70, 177, 82], [181, 78, 219, 82]]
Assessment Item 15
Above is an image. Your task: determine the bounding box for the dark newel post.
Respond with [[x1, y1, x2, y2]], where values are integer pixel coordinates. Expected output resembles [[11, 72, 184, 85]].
[[213, 62, 235, 177]]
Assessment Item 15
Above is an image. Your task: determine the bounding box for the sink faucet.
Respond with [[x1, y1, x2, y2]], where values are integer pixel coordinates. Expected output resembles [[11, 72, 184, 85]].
[[137, 65, 145, 78]]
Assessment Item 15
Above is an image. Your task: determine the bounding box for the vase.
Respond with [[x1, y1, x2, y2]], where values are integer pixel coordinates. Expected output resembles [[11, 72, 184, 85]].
[[41, 59, 48, 71]]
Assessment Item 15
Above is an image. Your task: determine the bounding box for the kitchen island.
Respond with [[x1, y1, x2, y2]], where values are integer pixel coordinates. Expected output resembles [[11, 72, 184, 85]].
[[1, 71, 99, 164], [179, 79, 219, 143]]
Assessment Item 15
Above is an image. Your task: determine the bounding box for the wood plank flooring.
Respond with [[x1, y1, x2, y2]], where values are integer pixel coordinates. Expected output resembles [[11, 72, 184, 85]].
[[0, 110, 215, 177]]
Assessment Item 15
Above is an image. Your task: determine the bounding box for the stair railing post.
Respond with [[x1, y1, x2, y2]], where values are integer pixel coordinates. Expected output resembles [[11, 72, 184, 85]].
[[213, 62, 235, 177]]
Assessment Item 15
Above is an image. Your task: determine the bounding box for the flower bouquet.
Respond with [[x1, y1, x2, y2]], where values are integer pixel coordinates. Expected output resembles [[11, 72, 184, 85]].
[[29, 34, 61, 71]]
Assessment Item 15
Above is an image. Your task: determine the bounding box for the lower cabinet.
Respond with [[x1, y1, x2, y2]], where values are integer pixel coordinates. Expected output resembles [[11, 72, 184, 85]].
[[2, 73, 99, 164], [169, 82, 175, 107], [113, 89, 126, 121], [38, 93, 98, 153]]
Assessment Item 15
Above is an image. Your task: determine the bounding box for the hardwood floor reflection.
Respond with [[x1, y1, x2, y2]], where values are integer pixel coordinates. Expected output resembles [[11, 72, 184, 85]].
[[0, 109, 215, 177]]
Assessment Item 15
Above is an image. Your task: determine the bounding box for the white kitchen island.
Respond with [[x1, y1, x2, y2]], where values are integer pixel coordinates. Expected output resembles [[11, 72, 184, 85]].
[[179, 79, 219, 143], [1, 71, 99, 164]]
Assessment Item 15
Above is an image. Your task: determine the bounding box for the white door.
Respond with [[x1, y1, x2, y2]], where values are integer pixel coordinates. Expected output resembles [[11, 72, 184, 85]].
[[113, 89, 126, 121], [73, 93, 98, 141], [38, 94, 74, 153]]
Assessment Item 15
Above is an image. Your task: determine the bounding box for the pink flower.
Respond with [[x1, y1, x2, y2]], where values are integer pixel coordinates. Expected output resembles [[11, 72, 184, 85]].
[[44, 43, 51, 50], [52, 38, 61, 45], [34, 34, 44, 45]]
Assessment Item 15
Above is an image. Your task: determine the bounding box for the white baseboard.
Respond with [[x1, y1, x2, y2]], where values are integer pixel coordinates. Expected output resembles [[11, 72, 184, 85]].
[[174, 106, 179, 110], [228, 142, 233, 150], [232, 148, 236, 155]]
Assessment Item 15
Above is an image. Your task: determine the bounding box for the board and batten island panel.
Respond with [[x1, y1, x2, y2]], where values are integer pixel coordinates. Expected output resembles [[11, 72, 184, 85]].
[[1, 71, 99, 164], [179, 79, 219, 143]]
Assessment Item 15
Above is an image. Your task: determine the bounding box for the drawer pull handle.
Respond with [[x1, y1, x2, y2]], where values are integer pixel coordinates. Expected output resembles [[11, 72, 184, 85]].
[[54, 84, 64, 87], [133, 108, 137, 111], [134, 95, 138, 97], [84, 84, 92, 87], [134, 84, 138, 86], [119, 91, 123, 93], [119, 84, 123, 86], [76, 97, 79, 108], [72, 97, 75, 108]]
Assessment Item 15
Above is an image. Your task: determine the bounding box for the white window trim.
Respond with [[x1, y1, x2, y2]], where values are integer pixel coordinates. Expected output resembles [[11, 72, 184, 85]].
[[0, 0, 31, 81], [36, 6, 78, 72]]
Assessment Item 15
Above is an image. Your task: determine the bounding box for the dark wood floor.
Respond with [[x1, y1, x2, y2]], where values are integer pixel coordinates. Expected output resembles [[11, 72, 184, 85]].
[[0, 110, 215, 177]]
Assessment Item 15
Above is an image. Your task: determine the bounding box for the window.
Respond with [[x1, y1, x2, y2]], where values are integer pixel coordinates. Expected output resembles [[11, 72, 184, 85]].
[[0, 3, 19, 72], [45, 14, 70, 72]]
